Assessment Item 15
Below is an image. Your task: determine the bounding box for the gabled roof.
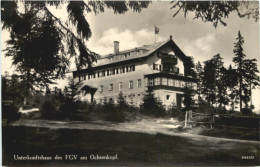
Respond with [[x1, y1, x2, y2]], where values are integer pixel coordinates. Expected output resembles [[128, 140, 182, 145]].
[[94, 40, 168, 67], [73, 37, 189, 74]]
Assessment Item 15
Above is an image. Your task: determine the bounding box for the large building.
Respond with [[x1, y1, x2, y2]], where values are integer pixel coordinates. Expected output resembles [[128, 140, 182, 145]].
[[73, 36, 197, 109]]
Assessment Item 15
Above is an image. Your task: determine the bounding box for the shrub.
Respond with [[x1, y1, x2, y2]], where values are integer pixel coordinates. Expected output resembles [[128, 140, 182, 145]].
[[140, 88, 166, 117], [241, 108, 253, 116], [105, 108, 126, 122], [40, 101, 58, 120], [59, 99, 78, 119], [195, 99, 213, 114], [167, 107, 184, 121], [2, 104, 21, 125]]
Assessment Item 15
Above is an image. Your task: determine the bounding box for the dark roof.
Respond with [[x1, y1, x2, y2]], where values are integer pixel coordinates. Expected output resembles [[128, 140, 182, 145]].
[[73, 38, 189, 74], [94, 40, 168, 67]]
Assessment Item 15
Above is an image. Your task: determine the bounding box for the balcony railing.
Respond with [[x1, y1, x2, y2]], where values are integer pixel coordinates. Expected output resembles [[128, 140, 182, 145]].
[[146, 77, 197, 90], [158, 52, 178, 65]]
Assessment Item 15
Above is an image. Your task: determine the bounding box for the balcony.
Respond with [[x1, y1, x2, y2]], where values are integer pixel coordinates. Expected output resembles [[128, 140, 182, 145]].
[[162, 65, 179, 74], [153, 63, 179, 74], [158, 52, 178, 65], [144, 73, 198, 92]]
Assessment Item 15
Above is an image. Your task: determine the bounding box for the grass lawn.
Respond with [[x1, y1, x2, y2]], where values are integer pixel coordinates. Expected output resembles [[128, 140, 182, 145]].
[[2, 126, 259, 166]]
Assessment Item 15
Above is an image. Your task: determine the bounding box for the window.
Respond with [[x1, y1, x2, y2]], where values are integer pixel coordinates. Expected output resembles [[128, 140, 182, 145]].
[[153, 63, 159, 71], [187, 82, 192, 88], [166, 95, 170, 101], [129, 80, 133, 89], [109, 84, 113, 91], [129, 65, 135, 72], [109, 98, 113, 102], [120, 67, 125, 73], [181, 81, 185, 88], [137, 94, 141, 97], [83, 75, 86, 80], [149, 78, 154, 86], [126, 66, 129, 72], [137, 79, 141, 88], [107, 70, 110, 76], [176, 80, 180, 87], [155, 78, 160, 85], [116, 68, 119, 74], [193, 83, 197, 90], [119, 82, 123, 91], [162, 78, 168, 85], [100, 85, 103, 93], [110, 69, 115, 75], [101, 71, 105, 77], [168, 79, 174, 86], [79, 76, 81, 82]]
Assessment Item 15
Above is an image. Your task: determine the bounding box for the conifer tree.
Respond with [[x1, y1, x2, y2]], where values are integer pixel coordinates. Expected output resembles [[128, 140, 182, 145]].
[[233, 31, 246, 112], [243, 59, 260, 108], [195, 61, 203, 99], [140, 88, 165, 117], [117, 91, 128, 109]]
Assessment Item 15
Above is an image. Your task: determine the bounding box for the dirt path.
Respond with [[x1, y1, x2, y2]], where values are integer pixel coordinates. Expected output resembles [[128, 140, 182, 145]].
[[11, 118, 259, 144]]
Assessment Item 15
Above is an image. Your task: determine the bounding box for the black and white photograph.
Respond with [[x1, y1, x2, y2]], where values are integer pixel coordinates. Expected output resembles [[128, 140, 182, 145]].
[[1, 0, 260, 166]]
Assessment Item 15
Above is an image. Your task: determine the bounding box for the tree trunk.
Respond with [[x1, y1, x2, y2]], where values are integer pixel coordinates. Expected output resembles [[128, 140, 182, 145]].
[[239, 73, 242, 112], [249, 79, 252, 107]]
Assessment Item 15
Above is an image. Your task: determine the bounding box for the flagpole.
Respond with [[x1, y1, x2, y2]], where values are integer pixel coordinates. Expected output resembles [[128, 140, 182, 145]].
[[154, 24, 156, 44]]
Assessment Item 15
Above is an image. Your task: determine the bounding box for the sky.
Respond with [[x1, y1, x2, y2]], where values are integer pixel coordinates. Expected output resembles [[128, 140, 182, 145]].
[[1, 1, 260, 111]]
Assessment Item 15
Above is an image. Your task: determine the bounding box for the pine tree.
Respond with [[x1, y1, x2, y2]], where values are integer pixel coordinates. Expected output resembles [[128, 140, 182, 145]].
[[117, 92, 128, 109], [243, 59, 260, 108], [195, 61, 203, 99], [202, 59, 216, 106], [140, 88, 165, 117], [64, 77, 82, 102], [233, 31, 246, 112], [223, 65, 239, 111]]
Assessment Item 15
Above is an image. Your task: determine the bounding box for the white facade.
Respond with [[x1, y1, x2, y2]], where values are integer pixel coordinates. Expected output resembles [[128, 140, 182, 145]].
[[73, 38, 197, 109]]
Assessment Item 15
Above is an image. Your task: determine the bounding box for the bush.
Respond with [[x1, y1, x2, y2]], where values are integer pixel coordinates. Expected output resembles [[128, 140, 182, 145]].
[[195, 99, 212, 114], [105, 108, 126, 122], [40, 101, 58, 120], [167, 107, 184, 121], [241, 108, 253, 116], [140, 89, 166, 117], [59, 99, 78, 119], [2, 104, 21, 125]]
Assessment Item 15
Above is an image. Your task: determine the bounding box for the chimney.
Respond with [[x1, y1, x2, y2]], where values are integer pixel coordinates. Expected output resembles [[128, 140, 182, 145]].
[[114, 41, 119, 55]]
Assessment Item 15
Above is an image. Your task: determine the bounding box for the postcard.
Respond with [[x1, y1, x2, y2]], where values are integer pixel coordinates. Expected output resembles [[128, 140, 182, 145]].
[[1, 0, 259, 166]]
